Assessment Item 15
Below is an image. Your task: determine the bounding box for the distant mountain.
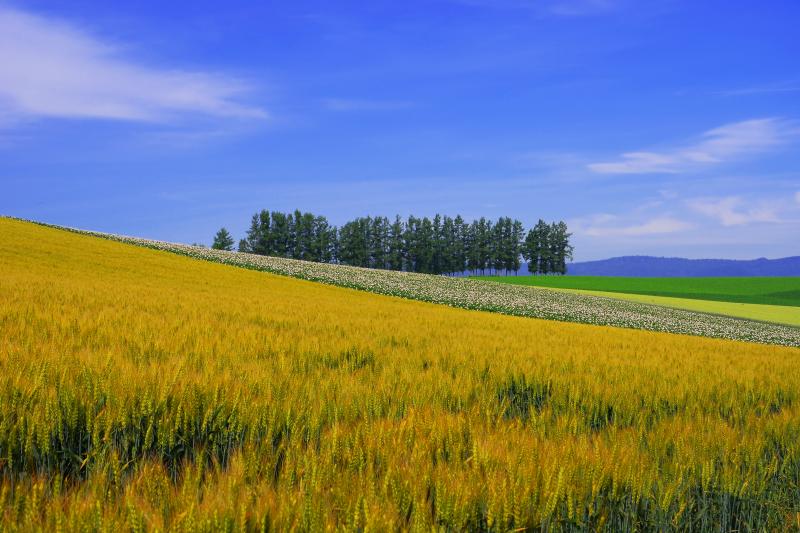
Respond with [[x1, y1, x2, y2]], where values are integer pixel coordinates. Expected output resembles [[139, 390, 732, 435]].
[[566, 255, 800, 277]]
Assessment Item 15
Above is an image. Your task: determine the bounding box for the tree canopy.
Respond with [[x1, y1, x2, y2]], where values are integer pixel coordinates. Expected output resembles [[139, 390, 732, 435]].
[[222, 210, 573, 275], [211, 227, 235, 251]]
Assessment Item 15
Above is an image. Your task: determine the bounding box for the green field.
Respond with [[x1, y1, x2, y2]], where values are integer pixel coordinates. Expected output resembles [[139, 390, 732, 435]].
[[543, 287, 800, 327], [475, 275, 800, 307]]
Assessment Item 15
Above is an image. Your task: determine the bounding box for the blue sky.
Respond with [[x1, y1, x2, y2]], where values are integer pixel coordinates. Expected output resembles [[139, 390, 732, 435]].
[[1, 0, 798, 261]]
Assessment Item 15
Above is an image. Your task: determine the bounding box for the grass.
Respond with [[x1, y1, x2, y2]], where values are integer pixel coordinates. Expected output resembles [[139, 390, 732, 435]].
[[2, 218, 800, 530], [544, 288, 800, 327], [475, 274, 800, 306]]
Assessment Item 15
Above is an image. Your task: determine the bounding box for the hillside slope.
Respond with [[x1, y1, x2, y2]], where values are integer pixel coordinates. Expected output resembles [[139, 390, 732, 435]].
[[566, 255, 800, 277], [2, 218, 800, 530], [25, 219, 800, 347]]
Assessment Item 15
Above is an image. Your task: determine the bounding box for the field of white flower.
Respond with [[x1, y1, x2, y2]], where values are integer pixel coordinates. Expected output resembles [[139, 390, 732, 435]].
[[33, 220, 800, 348]]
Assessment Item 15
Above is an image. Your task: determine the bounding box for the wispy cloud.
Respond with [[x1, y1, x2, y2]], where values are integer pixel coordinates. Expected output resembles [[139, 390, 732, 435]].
[[573, 213, 692, 237], [796, 191, 800, 205], [687, 196, 780, 226], [322, 98, 414, 112], [0, 7, 266, 124], [715, 80, 800, 97], [587, 118, 798, 174], [587, 151, 682, 174]]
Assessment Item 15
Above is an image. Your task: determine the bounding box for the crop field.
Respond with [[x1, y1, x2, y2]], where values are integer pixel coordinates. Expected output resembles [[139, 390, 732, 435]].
[[475, 275, 800, 307], [30, 219, 800, 348], [536, 288, 800, 327], [2, 218, 800, 531]]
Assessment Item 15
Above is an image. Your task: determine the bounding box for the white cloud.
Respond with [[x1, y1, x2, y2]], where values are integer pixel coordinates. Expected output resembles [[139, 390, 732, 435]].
[[573, 213, 692, 237], [587, 151, 681, 174], [698, 119, 790, 158], [687, 196, 780, 226], [795, 190, 800, 205], [0, 7, 266, 123], [587, 118, 798, 174]]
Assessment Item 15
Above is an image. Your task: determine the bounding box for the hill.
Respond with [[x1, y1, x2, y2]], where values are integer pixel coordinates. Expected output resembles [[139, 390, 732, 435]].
[[27, 218, 800, 346], [2, 217, 800, 530], [566, 255, 800, 277]]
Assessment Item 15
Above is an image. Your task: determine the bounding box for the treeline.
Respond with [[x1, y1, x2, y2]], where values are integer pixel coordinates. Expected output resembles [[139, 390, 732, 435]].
[[213, 210, 573, 275], [236, 210, 337, 263]]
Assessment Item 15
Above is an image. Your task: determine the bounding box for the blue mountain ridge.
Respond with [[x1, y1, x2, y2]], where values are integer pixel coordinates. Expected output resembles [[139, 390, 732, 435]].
[[565, 256, 800, 277]]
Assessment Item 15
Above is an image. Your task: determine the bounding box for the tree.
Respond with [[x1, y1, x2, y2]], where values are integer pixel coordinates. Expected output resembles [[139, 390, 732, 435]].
[[477, 218, 491, 275], [293, 211, 312, 260], [550, 221, 573, 274], [337, 220, 356, 266], [522, 227, 538, 274], [246, 212, 264, 254], [494, 217, 516, 275], [511, 219, 524, 274], [441, 216, 456, 275], [453, 215, 467, 275], [388, 216, 405, 271], [404, 216, 420, 272], [310, 216, 335, 263], [466, 220, 480, 275], [370, 216, 389, 269], [523, 219, 549, 274], [338, 218, 370, 267], [539, 220, 553, 274], [235, 208, 574, 276], [270, 212, 290, 257], [418, 217, 434, 274], [488, 218, 500, 274], [212, 227, 235, 251], [432, 214, 444, 275]]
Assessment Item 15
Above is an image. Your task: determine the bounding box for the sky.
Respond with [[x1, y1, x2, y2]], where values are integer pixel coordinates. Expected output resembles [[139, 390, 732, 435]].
[[1, 0, 799, 261]]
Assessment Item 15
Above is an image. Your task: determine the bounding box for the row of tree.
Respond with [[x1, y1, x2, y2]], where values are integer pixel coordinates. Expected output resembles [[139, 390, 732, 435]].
[[212, 210, 573, 275]]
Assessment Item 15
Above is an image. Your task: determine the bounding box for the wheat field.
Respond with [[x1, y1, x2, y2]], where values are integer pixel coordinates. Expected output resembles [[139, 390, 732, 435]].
[[1, 217, 799, 531]]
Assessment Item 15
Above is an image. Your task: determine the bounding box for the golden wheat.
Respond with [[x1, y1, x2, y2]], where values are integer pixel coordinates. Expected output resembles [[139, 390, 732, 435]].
[[1, 218, 799, 531]]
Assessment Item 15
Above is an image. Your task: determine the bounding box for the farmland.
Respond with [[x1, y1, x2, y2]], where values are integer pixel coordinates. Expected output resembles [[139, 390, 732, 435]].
[[475, 275, 800, 306], [540, 288, 800, 328], [32, 219, 800, 348], [2, 218, 800, 531]]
